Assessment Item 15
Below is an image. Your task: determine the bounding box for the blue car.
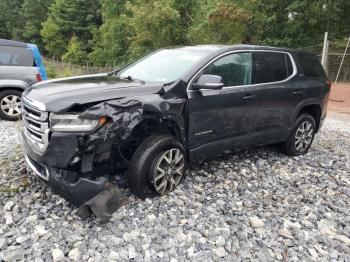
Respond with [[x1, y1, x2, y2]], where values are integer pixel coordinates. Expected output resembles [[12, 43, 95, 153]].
[[0, 39, 47, 120]]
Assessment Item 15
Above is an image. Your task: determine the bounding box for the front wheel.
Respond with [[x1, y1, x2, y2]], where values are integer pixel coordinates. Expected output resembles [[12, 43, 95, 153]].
[[127, 135, 186, 198], [283, 114, 316, 156], [0, 90, 22, 121]]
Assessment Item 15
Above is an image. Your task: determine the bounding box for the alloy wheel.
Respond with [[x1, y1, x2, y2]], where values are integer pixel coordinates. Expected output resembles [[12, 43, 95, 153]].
[[295, 120, 314, 152], [153, 148, 185, 195], [0, 95, 22, 117]]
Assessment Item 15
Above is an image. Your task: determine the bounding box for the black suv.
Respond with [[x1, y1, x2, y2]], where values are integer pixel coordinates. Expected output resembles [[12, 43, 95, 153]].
[[22, 45, 330, 206]]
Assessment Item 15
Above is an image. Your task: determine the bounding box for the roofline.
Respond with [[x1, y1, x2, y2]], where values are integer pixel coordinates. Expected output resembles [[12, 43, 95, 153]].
[[0, 39, 28, 47]]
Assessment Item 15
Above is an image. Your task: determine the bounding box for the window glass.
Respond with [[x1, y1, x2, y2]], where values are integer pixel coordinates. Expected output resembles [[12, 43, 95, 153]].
[[252, 52, 293, 84], [119, 49, 211, 83], [202, 52, 252, 87], [297, 53, 326, 78], [0, 46, 34, 66]]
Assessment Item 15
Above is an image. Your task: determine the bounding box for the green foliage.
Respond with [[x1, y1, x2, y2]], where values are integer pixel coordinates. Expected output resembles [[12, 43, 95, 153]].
[[245, 0, 350, 47], [62, 36, 88, 64], [0, 0, 349, 67], [46, 64, 58, 79], [63, 68, 73, 77], [126, 0, 186, 60], [41, 0, 102, 57], [0, 0, 24, 40], [20, 0, 53, 50], [90, 0, 133, 66], [188, 0, 249, 44]]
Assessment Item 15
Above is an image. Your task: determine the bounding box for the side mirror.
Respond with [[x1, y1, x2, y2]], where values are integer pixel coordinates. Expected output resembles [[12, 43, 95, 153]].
[[192, 74, 224, 90]]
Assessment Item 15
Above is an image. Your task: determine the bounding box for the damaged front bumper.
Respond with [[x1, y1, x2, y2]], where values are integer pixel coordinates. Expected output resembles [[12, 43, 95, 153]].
[[22, 130, 109, 207], [25, 155, 107, 206]]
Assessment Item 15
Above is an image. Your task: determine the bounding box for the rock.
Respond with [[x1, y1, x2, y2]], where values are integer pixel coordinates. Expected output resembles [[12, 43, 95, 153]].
[[16, 235, 29, 244], [2, 247, 24, 261], [314, 244, 328, 256], [52, 248, 65, 262], [214, 247, 226, 257], [4, 201, 15, 211], [278, 228, 294, 239], [68, 248, 80, 261], [35, 225, 48, 237], [249, 216, 265, 228], [1, 119, 350, 261], [335, 235, 350, 246], [0, 238, 6, 249], [108, 251, 119, 260], [4, 212, 13, 225], [215, 236, 226, 247], [128, 246, 136, 259], [308, 248, 318, 258]]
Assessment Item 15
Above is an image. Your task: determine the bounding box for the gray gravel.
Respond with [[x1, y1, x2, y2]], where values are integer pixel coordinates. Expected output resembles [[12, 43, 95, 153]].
[[0, 118, 350, 261]]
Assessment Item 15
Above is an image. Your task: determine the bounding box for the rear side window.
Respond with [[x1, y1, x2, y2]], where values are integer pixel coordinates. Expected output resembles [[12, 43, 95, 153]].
[[203, 52, 252, 87], [297, 53, 326, 78], [0, 46, 34, 66], [252, 52, 294, 84]]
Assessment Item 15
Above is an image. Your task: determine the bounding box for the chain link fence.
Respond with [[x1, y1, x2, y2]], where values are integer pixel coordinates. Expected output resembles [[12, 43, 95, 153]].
[[301, 39, 350, 83]]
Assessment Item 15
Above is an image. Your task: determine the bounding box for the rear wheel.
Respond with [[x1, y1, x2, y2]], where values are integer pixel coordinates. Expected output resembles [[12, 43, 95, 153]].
[[127, 135, 186, 198], [283, 114, 316, 156], [0, 90, 22, 121]]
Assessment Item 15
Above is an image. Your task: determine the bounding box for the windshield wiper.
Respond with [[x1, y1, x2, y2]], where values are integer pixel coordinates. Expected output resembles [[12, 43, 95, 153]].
[[119, 75, 145, 84]]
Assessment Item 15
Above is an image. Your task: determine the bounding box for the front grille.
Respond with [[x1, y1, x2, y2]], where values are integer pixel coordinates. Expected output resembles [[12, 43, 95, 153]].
[[22, 102, 50, 152]]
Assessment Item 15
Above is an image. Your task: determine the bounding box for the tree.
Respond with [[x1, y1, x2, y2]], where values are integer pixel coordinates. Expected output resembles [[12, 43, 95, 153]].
[[41, 0, 102, 58], [188, 0, 249, 45], [90, 0, 133, 67], [245, 0, 350, 47], [20, 0, 53, 50], [62, 36, 87, 64], [126, 0, 187, 60], [0, 0, 24, 40]]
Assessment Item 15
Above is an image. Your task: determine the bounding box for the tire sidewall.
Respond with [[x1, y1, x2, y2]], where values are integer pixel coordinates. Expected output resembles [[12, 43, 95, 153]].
[[287, 114, 316, 156], [128, 135, 186, 198], [0, 90, 23, 121]]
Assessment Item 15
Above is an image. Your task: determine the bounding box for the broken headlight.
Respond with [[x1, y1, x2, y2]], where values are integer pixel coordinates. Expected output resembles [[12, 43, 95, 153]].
[[50, 114, 107, 133]]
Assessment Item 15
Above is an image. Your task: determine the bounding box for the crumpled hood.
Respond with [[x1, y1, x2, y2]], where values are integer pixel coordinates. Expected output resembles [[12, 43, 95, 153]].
[[23, 73, 164, 112]]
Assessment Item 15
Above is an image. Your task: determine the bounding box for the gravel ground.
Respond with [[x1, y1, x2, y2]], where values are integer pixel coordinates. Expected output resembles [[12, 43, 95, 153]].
[[0, 118, 350, 261]]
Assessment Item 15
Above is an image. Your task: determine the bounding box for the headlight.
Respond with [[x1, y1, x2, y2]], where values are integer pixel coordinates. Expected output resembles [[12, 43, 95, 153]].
[[50, 114, 107, 133]]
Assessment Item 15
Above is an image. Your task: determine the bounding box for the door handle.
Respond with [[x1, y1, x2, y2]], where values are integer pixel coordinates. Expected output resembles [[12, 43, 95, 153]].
[[243, 94, 256, 100], [292, 90, 304, 95]]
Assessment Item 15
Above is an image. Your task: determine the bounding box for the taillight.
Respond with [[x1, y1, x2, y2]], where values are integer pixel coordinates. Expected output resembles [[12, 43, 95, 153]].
[[36, 74, 42, 82], [326, 80, 332, 88]]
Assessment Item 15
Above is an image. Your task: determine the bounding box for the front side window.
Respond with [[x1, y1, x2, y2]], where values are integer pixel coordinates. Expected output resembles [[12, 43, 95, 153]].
[[252, 52, 294, 84], [202, 52, 252, 87], [0, 46, 34, 66]]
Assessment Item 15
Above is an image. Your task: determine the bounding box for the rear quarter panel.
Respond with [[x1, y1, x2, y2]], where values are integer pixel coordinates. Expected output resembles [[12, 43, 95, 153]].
[[0, 65, 40, 85]]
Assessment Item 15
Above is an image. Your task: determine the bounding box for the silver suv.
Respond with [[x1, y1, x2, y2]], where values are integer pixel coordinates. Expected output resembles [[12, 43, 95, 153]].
[[0, 39, 47, 121]]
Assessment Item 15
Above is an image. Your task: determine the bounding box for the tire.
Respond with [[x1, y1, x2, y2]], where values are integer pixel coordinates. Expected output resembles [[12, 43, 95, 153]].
[[127, 135, 186, 199], [283, 113, 316, 156], [0, 89, 23, 121]]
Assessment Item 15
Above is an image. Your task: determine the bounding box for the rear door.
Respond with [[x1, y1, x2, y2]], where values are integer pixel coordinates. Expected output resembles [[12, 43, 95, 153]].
[[247, 51, 302, 143]]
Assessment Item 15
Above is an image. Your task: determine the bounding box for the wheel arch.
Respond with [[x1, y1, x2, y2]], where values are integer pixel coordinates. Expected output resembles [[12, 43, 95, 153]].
[[295, 103, 322, 132], [0, 86, 26, 93]]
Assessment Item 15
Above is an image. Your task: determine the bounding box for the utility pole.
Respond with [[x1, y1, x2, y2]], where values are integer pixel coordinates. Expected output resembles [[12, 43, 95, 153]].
[[321, 32, 328, 70]]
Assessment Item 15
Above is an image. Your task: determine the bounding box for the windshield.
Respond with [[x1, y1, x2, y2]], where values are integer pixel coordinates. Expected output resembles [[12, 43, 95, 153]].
[[118, 49, 212, 83]]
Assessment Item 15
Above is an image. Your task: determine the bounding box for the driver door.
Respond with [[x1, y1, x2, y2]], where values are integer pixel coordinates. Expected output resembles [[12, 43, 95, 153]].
[[187, 52, 261, 158]]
